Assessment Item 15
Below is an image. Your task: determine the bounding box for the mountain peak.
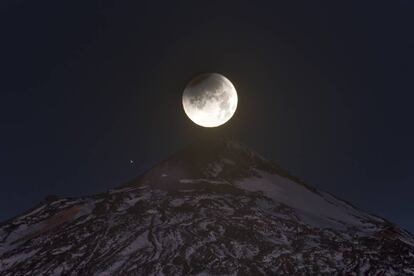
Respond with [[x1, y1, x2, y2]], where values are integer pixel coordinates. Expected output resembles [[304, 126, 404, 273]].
[[122, 138, 278, 191]]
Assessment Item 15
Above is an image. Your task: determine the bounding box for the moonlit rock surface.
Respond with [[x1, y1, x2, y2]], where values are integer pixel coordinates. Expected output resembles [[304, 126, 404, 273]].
[[1, 139, 414, 275], [182, 73, 238, 127]]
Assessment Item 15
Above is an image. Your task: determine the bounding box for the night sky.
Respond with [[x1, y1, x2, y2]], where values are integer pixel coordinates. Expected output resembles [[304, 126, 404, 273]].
[[1, 1, 414, 232]]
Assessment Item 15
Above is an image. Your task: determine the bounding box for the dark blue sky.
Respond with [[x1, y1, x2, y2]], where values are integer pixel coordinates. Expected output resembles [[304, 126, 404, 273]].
[[1, 1, 413, 232]]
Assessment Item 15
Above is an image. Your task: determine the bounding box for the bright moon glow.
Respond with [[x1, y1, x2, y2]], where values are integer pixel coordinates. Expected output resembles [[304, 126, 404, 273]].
[[182, 73, 238, 127]]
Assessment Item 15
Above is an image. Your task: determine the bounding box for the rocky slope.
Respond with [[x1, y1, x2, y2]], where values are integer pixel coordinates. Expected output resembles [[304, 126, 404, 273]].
[[1, 139, 413, 275]]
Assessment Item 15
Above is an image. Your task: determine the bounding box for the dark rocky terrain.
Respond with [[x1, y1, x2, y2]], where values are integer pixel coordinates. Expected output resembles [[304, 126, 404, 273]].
[[1, 139, 413, 275]]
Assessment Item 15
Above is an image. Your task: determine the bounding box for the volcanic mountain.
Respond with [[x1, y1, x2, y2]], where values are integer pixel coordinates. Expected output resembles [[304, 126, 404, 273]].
[[1, 139, 413, 275]]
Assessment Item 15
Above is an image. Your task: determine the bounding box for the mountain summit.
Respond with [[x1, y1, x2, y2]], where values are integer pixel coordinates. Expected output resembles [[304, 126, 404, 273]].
[[1, 139, 413, 275]]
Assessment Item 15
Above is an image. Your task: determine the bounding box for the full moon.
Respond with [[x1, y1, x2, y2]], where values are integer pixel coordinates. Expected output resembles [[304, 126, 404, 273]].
[[182, 73, 238, 127]]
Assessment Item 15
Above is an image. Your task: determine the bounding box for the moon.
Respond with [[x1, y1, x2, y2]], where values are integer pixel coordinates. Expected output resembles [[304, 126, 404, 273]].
[[182, 73, 238, 127]]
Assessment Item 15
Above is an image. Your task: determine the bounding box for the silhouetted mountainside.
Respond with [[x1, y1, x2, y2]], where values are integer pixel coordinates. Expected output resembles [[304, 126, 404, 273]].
[[1, 139, 413, 275]]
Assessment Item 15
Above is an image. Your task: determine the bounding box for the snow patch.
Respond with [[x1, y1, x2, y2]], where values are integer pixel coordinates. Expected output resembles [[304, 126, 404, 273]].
[[179, 178, 227, 184], [236, 171, 374, 229]]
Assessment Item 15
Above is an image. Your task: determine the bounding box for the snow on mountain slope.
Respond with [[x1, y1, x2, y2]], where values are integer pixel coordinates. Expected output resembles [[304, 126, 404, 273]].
[[236, 171, 381, 230], [0, 139, 413, 275]]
